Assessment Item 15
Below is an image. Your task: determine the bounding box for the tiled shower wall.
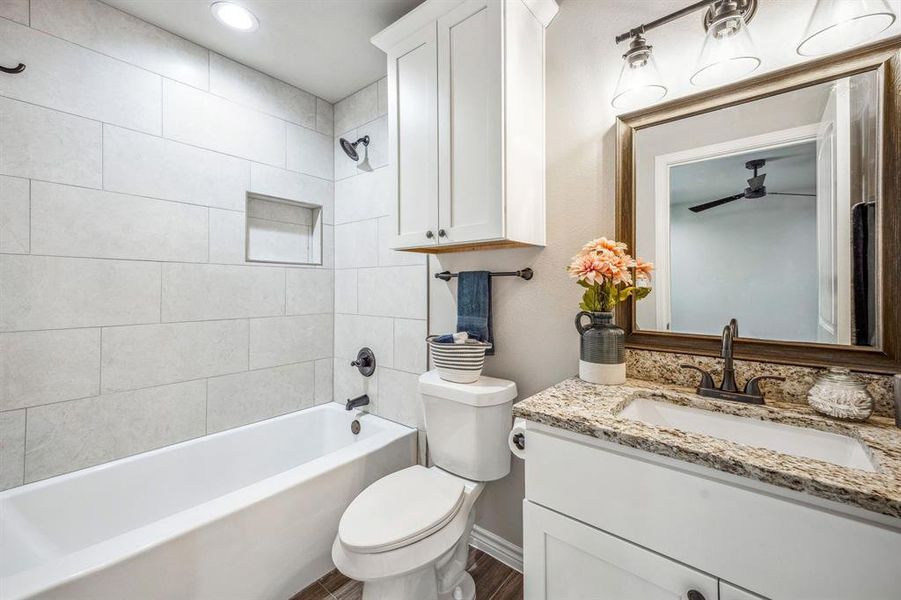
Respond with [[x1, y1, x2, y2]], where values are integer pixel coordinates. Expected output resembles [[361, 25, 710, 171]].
[[332, 79, 429, 431], [0, 0, 335, 489]]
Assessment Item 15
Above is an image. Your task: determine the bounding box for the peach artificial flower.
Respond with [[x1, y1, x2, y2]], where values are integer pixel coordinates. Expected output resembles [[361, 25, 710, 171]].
[[567, 253, 607, 285], [580, 237, 628, 257]]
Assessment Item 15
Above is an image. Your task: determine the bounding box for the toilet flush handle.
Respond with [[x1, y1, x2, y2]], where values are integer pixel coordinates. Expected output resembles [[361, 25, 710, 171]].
[[512, 432, 525, 450]]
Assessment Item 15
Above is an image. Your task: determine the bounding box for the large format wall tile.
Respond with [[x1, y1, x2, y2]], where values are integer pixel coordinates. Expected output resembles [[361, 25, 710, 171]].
[[0, 98, 101, 188], [207, 362, 315, 433], [0, 19, 161, 133], [31, 182, 209, 262], [334, 219, 379, 269], [0, 0, 29, 24], [24, 380, 206, 482], [0, 410, 25, 490], [163, 80, 286, 167], [334, 82, 379, 135], [334, 313, 394, 366], [377, 77, 388, 116], [287, 124, 334, 180], [316, 98, 333, 135], [208, 208, 246, 265], [1, 328, 100, 411], [378, 368, 424, 429], [0, 255, 160, 331], [161, 263, 286, 322], [334, 167, 392, 224], [393, 318, 427, 374], [314, 358, 333, 404], [103, 126, 250, 212], [334, 269, 358, 314], [210, 53, 316, 128], [357, 266, 427, 319], [0, 175, 29, 254], [249, 314, 332, 369], [30, 0, 210, 89], [286, 268, 333, 316], [101, 320, 249, 392], [250, 163, 334, 223]]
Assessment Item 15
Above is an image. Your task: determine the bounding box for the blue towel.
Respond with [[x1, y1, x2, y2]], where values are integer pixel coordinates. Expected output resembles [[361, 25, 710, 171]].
[[456, 271, 493, 355]]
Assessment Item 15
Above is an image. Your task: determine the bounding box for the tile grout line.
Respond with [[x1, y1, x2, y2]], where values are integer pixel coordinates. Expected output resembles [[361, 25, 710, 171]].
[[13, 14, 325, 132], [0, 94, 335, 184]]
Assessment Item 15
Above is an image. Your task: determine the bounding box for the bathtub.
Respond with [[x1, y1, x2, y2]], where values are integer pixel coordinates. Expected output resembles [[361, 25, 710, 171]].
[[0, 403, 416, 600]]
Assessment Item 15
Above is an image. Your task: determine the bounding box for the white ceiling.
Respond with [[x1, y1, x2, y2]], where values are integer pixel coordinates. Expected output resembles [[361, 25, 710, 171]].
[[103, 0, 424, 102], [671, 141, 817, 208]]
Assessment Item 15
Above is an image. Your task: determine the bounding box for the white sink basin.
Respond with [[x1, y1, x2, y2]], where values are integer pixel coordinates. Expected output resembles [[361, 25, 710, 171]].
[[619, 398, 876, 472]]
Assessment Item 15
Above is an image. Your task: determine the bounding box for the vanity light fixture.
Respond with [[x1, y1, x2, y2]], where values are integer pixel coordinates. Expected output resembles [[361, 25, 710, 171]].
[[611, 34, 668, 110], [690, 0, 760, 87], [210, 1, 259, 32], [797, 0, 897, 56], [611, 0, 760, 107]]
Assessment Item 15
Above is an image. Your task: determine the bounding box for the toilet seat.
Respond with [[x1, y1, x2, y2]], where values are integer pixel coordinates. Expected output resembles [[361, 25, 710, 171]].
[[338, 466, 465, 554]]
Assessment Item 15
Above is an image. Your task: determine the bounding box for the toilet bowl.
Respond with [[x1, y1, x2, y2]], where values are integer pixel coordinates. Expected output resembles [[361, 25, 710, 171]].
[[332, 371, 517, 600]]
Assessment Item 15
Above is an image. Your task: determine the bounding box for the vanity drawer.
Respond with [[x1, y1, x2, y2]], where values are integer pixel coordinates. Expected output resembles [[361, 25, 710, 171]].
[[523, 426, 901, 600]]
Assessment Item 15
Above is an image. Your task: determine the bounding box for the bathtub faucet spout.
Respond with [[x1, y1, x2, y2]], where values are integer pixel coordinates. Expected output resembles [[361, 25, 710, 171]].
[[345, 394, 370, 411]]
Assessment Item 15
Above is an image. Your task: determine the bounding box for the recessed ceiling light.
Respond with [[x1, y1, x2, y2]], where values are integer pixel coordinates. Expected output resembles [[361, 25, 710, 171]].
[[211, 2, 259, 32]]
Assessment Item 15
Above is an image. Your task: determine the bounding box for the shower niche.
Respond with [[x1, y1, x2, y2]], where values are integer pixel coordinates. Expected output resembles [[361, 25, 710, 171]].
[[245, 193, 323, 265]]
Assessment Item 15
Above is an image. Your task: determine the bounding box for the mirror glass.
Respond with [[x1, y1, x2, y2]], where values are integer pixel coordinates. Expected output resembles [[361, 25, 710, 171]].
[[634, 70, 881, 346]]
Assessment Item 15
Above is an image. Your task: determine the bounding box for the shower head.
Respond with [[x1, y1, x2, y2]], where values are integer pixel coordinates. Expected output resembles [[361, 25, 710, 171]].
[[339, 135, 370, 161]]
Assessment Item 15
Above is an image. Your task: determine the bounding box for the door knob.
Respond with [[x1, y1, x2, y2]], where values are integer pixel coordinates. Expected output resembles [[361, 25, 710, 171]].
[[426, 230, 434, 239], [686, 590, 705, 600]]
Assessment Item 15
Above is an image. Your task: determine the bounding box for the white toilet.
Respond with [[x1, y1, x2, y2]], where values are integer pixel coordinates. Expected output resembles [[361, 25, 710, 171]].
[[332, 370, 517, 600]]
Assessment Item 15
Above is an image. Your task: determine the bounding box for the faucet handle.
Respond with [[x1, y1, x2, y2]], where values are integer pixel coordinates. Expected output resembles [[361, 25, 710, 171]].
[[743, 375, 786, 398], [680, 364, 715, 390]]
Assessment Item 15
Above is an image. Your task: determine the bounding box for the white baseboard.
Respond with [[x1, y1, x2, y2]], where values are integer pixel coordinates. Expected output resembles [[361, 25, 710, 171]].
[[469, 525, 523, 573]]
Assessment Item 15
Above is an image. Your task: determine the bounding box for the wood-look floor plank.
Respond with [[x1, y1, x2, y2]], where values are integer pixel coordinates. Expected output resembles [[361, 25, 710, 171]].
[[489, 571, 524, 600], [289, 547, 518, 600]]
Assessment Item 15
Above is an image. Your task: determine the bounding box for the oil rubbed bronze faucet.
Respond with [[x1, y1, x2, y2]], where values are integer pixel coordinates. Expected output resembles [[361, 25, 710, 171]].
[[681, 318, 785, 405]]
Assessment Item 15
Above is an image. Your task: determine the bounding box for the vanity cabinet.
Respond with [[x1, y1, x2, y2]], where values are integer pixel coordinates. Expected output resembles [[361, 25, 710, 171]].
[[524, 502, 718, 600], [520, 422, 901, 600], [373, 0, 556, 253]]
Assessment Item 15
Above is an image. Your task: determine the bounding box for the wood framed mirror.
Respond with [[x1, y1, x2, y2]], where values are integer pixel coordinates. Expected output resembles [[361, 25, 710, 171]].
[[615, 36, 901, 373]]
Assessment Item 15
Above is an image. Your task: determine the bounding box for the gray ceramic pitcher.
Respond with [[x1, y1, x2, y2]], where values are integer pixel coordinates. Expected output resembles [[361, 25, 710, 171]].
[[574, 311, 626, 384]]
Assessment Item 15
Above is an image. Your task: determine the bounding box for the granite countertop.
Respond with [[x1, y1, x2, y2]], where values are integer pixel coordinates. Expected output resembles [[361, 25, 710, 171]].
[[513, 377, 901, 519]]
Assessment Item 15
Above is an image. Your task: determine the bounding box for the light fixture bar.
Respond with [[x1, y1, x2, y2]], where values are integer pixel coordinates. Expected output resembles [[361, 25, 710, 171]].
[[614, 0, 719, 44]]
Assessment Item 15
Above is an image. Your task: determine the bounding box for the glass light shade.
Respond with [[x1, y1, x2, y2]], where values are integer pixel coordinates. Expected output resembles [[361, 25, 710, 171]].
[[211, 2, 259, 32], [797, 0, 897, 56], [690, 12, 760, 88], [611, 54, 667, 110]]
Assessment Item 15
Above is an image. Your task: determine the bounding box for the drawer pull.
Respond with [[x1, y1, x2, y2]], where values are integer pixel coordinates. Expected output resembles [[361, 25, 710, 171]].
[[686, 590, 705, 600]]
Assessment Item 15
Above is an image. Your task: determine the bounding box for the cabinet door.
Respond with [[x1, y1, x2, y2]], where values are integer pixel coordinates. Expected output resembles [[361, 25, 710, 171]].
[[437, 0, 503, 245], [387, 24, 439, 249], [523, 501, 717, 600], [720, 582, 769, 600]]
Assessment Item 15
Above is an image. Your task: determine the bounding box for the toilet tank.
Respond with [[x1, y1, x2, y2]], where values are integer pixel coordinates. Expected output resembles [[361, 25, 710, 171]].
[[418, 370, 517, 481]]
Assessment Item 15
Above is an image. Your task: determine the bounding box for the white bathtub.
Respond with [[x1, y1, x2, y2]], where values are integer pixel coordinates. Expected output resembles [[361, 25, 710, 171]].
[[0, 404, 416, 600]]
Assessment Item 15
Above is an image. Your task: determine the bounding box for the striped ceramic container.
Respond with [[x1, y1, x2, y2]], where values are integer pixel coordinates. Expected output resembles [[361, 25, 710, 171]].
[[427, 336, 492, 383]]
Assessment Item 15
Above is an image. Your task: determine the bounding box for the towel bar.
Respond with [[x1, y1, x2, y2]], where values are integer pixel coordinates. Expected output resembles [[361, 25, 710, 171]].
[[434, 268, 533, 281]]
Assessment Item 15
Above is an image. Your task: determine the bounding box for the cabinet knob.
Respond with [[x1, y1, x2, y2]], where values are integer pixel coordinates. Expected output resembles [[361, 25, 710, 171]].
[[438, 229, 447, 238], [426, 230, 434, 239], [686, 591, 705, 600]]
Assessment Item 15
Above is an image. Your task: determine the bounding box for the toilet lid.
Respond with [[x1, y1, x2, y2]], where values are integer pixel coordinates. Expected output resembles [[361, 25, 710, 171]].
[[338, 466, 466, 554]]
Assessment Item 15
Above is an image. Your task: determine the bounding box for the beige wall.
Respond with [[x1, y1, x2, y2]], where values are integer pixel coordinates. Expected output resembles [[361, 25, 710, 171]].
[[430, 0, 901, 546]]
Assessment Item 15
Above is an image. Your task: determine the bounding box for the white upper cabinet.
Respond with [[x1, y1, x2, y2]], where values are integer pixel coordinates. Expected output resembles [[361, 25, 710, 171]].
[[373, 0, 557, 253]]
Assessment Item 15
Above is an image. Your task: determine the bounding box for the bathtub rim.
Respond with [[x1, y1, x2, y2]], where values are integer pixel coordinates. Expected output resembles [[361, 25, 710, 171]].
[[0, 404, 415, 600]]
